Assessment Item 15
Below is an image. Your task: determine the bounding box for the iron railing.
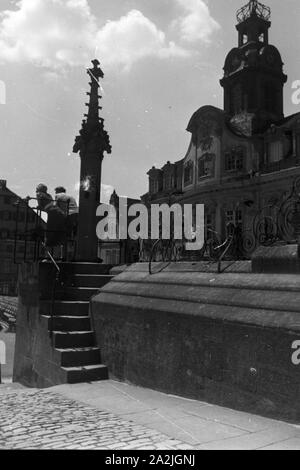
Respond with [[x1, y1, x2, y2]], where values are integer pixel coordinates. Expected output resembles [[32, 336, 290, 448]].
[[45, 245, 61, 342], [13, 197, 77, 264], [13, 197, 76, 340], [139, 176, 300, 273]]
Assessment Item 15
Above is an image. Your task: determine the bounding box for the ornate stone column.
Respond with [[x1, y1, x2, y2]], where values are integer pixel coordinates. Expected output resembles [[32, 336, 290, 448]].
[[73, 60, 111, 261]]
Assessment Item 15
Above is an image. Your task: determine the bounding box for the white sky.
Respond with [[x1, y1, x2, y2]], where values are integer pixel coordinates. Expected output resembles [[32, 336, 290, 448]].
[[0, 0, 299, 203]]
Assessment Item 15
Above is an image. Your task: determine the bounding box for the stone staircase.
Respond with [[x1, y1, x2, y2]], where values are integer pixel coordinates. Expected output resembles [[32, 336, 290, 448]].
[[40, 263, 114, 384]]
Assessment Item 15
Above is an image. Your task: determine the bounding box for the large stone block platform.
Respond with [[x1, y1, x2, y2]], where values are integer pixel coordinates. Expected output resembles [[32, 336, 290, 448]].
[[91, 262, 300, 423]]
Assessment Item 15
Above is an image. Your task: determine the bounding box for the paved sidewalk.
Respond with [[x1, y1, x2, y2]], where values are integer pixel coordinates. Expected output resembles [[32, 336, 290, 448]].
[[52, 380, 300, 450], [0, 380, 300, 450]]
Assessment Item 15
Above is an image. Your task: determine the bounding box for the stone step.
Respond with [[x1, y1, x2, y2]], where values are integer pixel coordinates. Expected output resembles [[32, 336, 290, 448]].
[[69, 274, 114, 288], [40, 301, 89, 316], [43, 315, 91, 332], [55, 287, 99, 302], [129, 261, 252, 274], [56, 347, 101, 367], [63, 364, 109, 384], [53, 331, 95, 348], [59, 262, 113, 275], [102, 278, 300, 313]]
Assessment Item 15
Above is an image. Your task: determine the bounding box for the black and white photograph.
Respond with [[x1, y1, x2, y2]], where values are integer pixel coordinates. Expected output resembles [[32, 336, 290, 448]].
[[0, 0, 300, 455]]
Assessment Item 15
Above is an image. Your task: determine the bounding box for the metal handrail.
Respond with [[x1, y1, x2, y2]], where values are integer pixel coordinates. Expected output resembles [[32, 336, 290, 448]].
[[41, 242, 61, 343], [13, 196, 76, 264], [13, 197, 45, 265], [217, 235, 235, 273]]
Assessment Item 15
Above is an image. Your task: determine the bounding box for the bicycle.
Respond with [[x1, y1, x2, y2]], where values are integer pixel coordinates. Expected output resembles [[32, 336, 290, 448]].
[[148, 237, 183, 274]]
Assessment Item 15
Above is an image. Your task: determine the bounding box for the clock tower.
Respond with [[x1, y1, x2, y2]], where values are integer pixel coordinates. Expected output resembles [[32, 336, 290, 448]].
[[220, 0, 287, 135]]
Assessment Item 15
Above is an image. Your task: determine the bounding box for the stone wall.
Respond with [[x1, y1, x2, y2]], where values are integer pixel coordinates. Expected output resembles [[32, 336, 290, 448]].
[[13, 262, 66, 388], [91, 263, 300, 423]]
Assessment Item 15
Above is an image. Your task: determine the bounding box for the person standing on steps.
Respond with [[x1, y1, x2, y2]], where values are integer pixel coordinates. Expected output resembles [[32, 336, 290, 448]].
[[55, 186, 79, 260], [54, 186, 78, 237], [35, 184, 67, 255], [36, 184, 54, 213]]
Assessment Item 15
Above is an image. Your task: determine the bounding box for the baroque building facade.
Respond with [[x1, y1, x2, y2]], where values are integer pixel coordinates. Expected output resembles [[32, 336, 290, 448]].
[[142, 0, 300, 252]]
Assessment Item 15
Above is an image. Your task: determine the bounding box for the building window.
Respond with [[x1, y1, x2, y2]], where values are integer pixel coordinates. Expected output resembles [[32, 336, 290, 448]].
[[283, 131, 293, 158], [164, 174, 174, 191], [18, 212, 25, 222], [267, 141, 282, 163], [28, 212, 37, 224], [184, 162, 194, 186], [150, 179, 159, 194], [4, 196, 11, 205], [2, 259, 13, 273], [225, 209, 243, 236], [2, 210, 11, 221], [198, 153, 215, 179], [225, 147, 244, 171], [205, 213, 215, 239], [0, 229, 9, 240], [106, 249, 119, 265]]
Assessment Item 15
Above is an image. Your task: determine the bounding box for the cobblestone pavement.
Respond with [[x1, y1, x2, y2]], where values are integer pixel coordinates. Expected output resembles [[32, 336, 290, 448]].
[[0, 387, 194, 450]]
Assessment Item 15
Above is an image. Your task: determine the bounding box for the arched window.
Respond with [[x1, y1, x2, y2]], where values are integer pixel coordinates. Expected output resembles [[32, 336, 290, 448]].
[[198, 153, 215, 179]]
